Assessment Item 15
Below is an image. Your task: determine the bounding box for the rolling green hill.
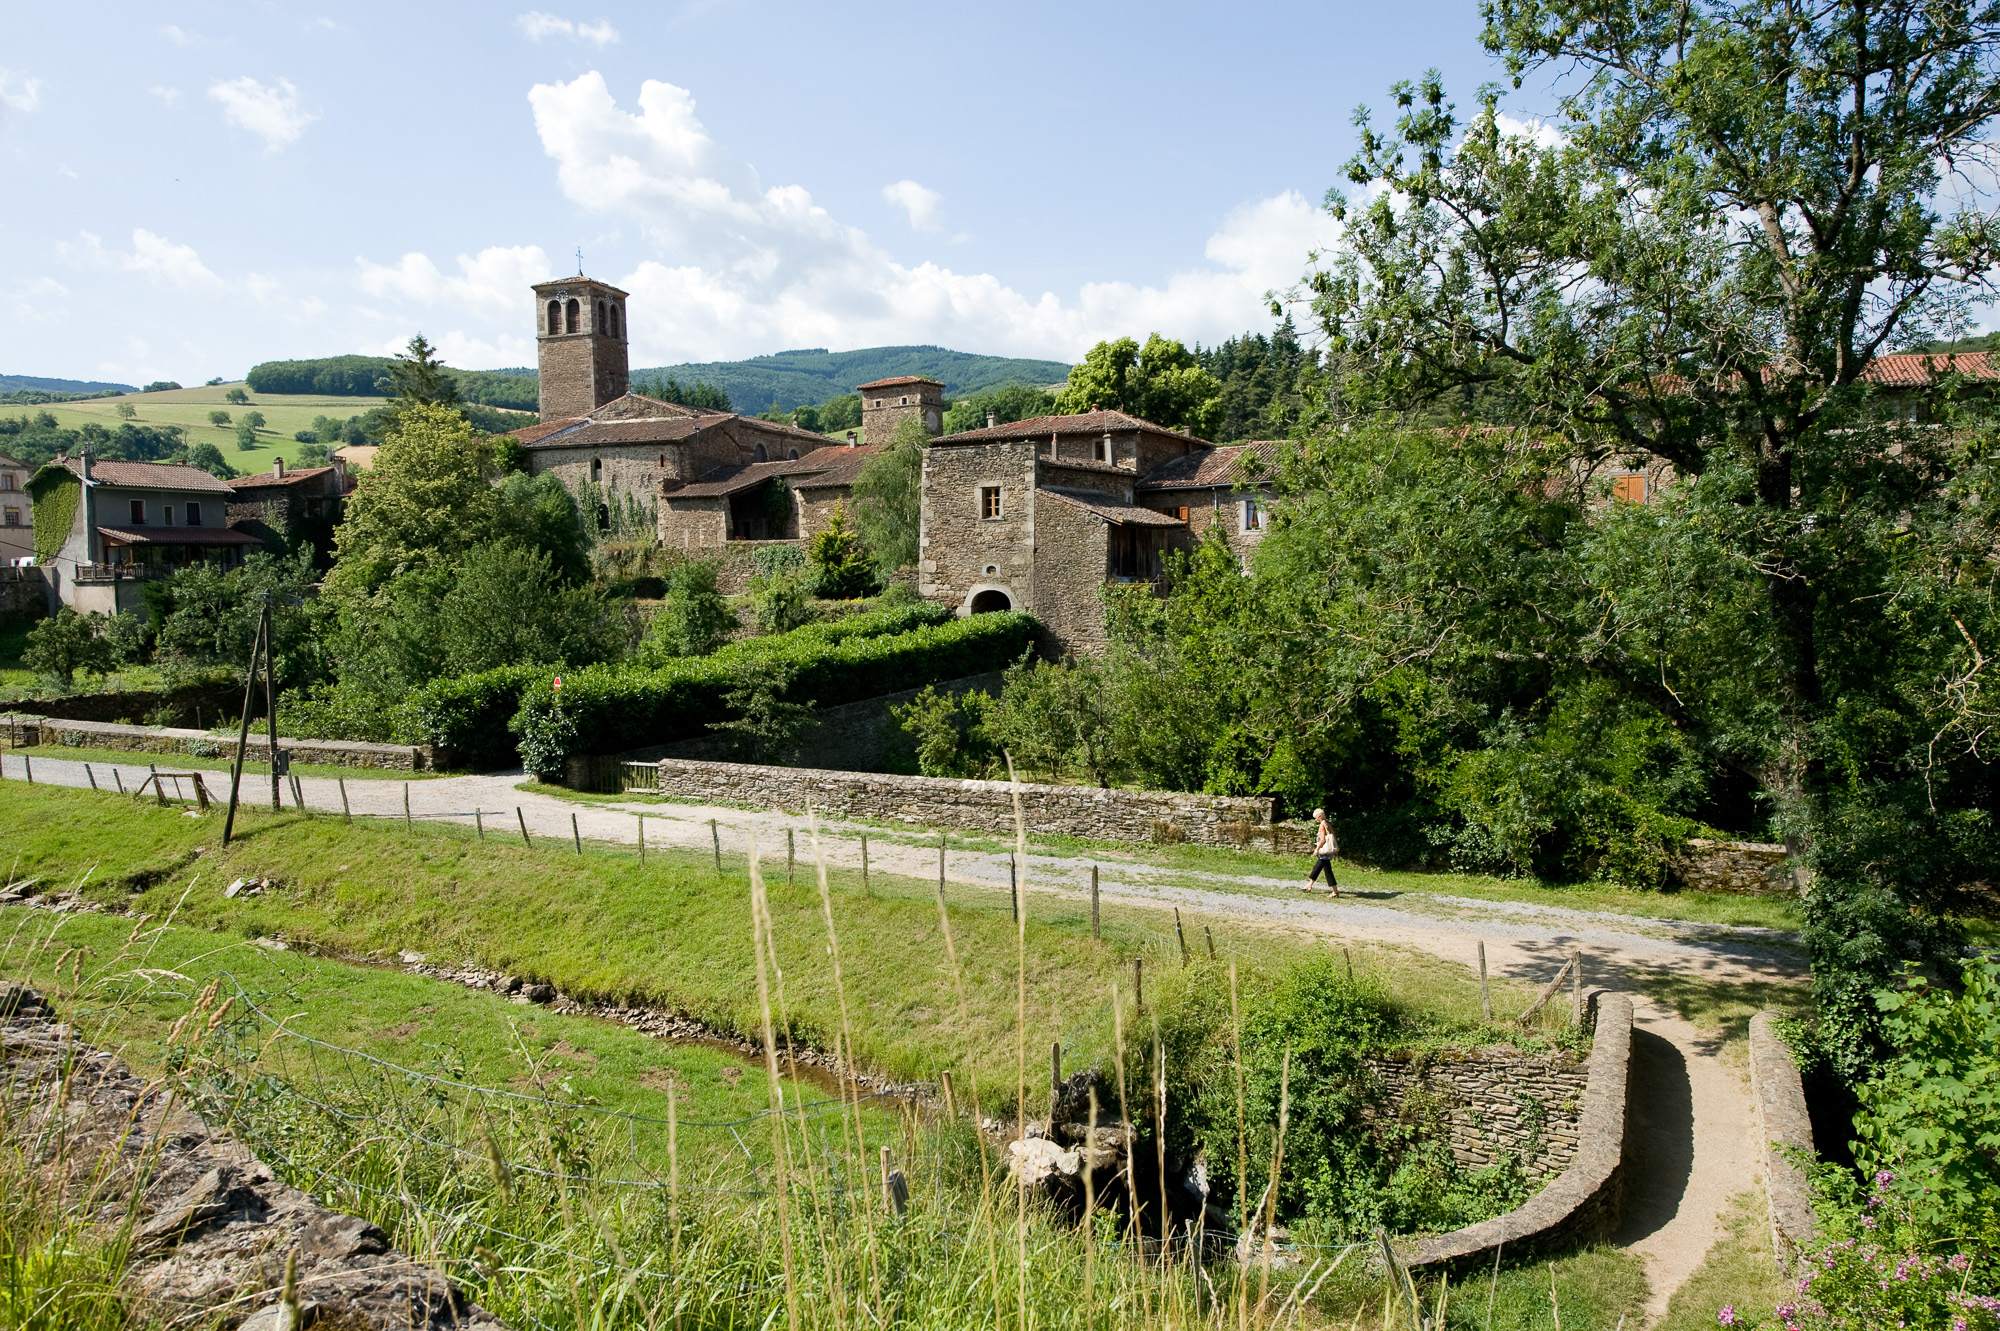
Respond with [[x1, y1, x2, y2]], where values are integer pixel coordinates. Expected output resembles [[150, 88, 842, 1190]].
[[1, 373, 138, 394], [633, 346, 1072, 414], [245, 346, 1071, 417]]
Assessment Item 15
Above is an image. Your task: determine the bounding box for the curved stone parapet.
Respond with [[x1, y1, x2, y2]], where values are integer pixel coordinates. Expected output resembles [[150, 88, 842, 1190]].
[[1748, 1009, 1816, 1270], [1401, 991, 1633, 1270]]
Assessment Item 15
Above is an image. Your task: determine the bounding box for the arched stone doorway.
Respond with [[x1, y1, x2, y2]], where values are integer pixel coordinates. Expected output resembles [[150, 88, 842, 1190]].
[[969, 588, 1013, 614]]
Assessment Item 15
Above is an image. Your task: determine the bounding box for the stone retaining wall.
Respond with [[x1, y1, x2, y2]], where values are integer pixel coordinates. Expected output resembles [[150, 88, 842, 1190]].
[[1675, 839, 1792, 895], [0, 567, 48, 617], [1364, 1049, 1588, 1179], [5, 713, 435, 771], [1749, 1010, 1817, 1270], [645, 757, 1275, 846], [0, 986, 506, 1330], [1, 679, 240, 727], [1403, 991, 1633, 1270]]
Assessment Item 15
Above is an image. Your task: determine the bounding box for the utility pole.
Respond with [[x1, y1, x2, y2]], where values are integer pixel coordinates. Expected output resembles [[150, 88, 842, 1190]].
[[222, 597, 273, 846]]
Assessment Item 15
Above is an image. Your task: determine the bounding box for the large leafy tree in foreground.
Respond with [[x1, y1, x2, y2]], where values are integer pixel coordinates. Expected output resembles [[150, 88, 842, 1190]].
[[1296, 0, 2000, 1072]]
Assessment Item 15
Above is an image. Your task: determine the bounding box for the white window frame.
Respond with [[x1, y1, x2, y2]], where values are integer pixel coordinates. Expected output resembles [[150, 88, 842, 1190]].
[[1241, 497, 1262, 531]]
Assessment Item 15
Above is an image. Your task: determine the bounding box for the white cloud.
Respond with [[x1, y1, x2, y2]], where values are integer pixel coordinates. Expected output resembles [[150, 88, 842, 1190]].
[[882, 180, 945, 233], [516, 12, 620, 44], [512, 73, 1334, 362], [355, 244, 553, 319], [150, 86, 183, 107], [207, 76, 318, 150], [0, 69, 43, 114], [1494, 112, 1564, 149], [59, 229, 225, 291], [9, 277, 70, 326]]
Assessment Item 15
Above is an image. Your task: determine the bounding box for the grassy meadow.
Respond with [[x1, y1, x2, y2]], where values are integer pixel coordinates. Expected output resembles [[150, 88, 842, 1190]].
[[11, 382, 381, 469], [0, 779, 1675, 1329]]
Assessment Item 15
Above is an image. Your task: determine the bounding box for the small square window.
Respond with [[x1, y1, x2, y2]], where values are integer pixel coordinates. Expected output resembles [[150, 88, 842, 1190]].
[[1612, 473, 1648, 503], [130, 499, 146, 524], [2, 508, 18, 526], [1242, 498, 1262, 531], [980, 486, 1003, 520]]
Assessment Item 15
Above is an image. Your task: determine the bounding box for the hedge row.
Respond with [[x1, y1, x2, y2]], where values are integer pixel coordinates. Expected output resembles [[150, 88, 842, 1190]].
[[512, 611, 1036, 779], [401, 601, 955, 770]]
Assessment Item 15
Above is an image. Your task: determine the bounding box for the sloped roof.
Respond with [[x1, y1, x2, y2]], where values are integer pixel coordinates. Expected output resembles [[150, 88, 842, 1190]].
[[96, 525, 263, 546], [1040, 489, 1189, 527], [1862, 351, 2000, 387], [856, 376, 943, 391], [226, 465, 349, 492], [938, 409, 1211, 450], [0, 453, 25, 470], [1136, 440, 1282, 491], [65, 458, 234, 493], [790, 444, 880, 488]]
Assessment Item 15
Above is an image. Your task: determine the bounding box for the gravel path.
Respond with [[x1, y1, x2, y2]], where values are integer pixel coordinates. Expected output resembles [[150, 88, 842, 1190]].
[[9, 753, 1796, 1321]]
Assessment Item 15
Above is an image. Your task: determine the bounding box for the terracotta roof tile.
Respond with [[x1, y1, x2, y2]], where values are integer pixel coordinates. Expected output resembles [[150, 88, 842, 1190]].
[[790, 444, 880, 488], [1136, 440, 1282, 491], [856, 376, 943, 390], [1862, 351, 2000, 387], [66, 459, 234, 493], [1040, 489, 1189, 527], [938, 409, 1212, 449], [226, 465, 348, 491]]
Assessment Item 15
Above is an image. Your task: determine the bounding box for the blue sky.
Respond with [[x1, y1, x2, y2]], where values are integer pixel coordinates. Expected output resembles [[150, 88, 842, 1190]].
[[0, 1, 1510, 386]]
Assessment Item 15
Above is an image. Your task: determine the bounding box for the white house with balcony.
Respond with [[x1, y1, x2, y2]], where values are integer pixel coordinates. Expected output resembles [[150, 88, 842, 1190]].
[[29, 453, 262, 616]]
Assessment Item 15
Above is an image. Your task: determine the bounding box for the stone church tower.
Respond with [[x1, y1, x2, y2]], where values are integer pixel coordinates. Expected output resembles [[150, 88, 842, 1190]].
[[533, 276, 630, 420]]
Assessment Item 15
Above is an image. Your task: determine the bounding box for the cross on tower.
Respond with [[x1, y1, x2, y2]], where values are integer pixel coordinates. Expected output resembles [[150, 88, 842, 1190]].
[[575, 245, 584, 275]]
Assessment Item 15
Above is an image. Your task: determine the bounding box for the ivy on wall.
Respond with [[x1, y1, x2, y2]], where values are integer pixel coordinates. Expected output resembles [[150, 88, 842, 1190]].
[[26, 466, 77, 565]]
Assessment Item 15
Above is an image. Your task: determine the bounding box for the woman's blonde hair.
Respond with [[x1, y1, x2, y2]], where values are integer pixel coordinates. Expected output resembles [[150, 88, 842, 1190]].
[[1312, 807, 1326, 820]]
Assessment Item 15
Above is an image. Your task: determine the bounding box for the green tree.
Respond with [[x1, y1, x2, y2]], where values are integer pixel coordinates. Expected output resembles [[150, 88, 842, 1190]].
[[636, 374, 731, 412], [146, 550, 327, 688], [1054, 334, 1223, 436], [990, 655, 1119, 786], [328, 403, 495, 593], [383, 334, 462, 411], [184, 442, 237, 479], [291, 442, 332, 468], [806, 501, 875, 598], [242, 410, 266, 430], [941, 383, 1056, 435], [493, 470, 593, 585], [848, 417, 924, 577], [1305, 0, 2000, 1073], [707, 661, 818, 763], [642, 558, 737, 659], [749, 565, 817, 634], [233, 422, 258, 450], [21, 607, 123, 689], [208, 410, 232, 427], [224, 387, 249, 405], [114, 402, 136, 420]]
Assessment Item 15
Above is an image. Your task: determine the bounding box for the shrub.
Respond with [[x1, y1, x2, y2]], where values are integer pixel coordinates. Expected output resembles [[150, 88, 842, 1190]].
[[640, 558, 736, 660], [21, 607, 127, 689], [749, 567, 817, 634], [397, 664, 550, 768], [511, 606, 1025, 779], [807, 502, 875, 598]]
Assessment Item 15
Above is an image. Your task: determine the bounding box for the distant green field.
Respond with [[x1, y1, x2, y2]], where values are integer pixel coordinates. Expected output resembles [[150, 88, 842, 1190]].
[[0, 383, 526, 470]]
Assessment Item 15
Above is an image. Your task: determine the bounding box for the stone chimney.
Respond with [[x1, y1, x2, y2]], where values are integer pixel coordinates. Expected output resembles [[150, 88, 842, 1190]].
[[331, 457, 348, 489], [845, 431, 857, 448], [79, 448, 93, 480], [986, 411, 998, 428], [272, 456, 285, 479]]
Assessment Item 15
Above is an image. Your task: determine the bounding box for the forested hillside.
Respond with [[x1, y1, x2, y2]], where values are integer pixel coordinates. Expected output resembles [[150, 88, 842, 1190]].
[[247, 356, 540, 409], [0, 373, 137, 395]]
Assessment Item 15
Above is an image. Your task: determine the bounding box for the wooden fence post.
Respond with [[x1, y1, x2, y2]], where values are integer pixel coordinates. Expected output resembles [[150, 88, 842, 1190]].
[[572, 812, 582, 856], [1174, 909, 1190, 966], [1205, 925, 1216, 960], [85, 764, 96, 790], [403, 782, 411, 831], [637, 813, 645, 864], [1090, 865, 1100, 940], [1010, 853, 1018, 923], [517, 807, 532, 848], [860, 833, 869, 892], [787, 828, 795, 883], [1478, 941, 1491, 1022], [474, 810, 484, 840], [1133, 957, 1144, 1015], [710, 819, 721, 873], [1572, 949, 1583, 1025], [338, 777, 351, 822]]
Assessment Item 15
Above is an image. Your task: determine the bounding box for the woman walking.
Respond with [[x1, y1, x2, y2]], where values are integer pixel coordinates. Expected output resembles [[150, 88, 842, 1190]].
[[1303, 808, 1340, 896]]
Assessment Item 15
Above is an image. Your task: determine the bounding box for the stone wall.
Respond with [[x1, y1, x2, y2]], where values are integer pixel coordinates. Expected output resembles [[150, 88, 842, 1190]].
[[1749, 1010, 1817, 1270], [1676, 838, 1792, 895], [1364, 1048, 1589, 1179], [919, 440, 1038, 617], [1032, 486, 1113, 655], [1404, 991, 1633, 1270], [0, 566, 49, 617], [7, 714, 434, 771], [643, 756, 1275, 846], [0, 988, 507, 1331]]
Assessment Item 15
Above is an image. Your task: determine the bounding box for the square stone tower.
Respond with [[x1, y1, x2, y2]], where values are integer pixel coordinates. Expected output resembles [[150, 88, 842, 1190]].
[[857, 376, 944, 447], [534, 276, 630, 421]]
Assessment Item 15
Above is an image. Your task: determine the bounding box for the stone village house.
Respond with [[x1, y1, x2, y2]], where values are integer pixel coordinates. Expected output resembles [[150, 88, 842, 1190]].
[[0, 452, 31, 566], [224, 456, 356, 554], [512, 274, 1283, 651]]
